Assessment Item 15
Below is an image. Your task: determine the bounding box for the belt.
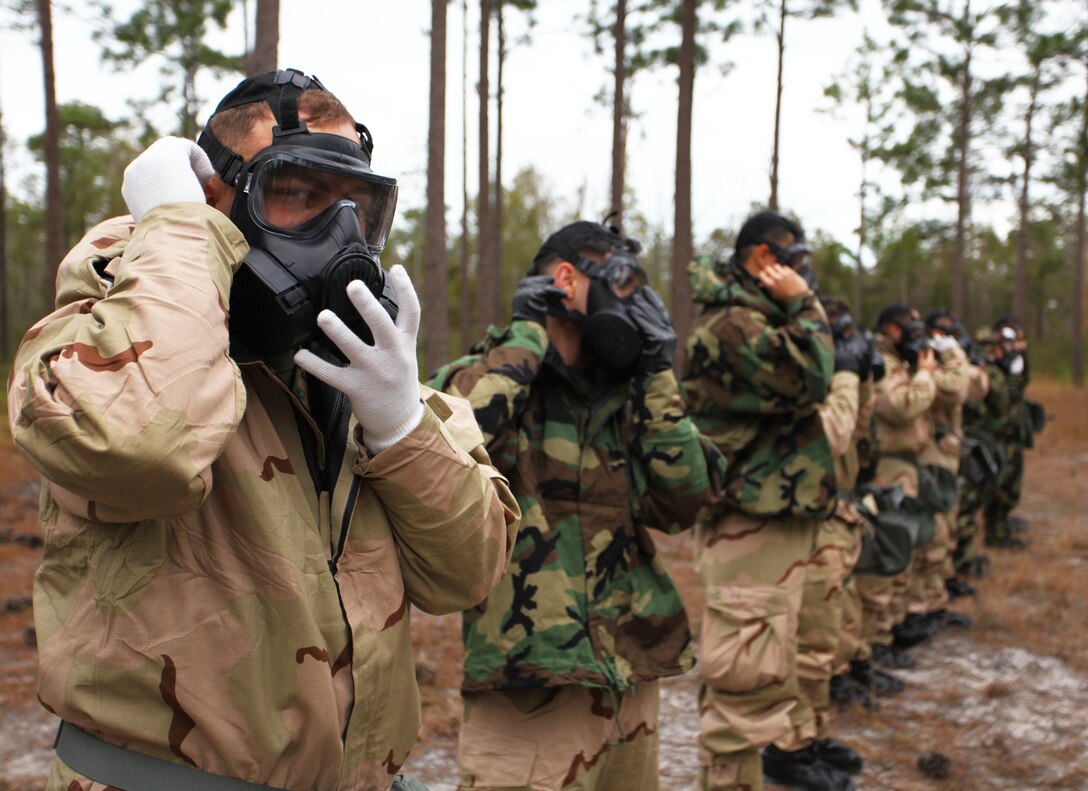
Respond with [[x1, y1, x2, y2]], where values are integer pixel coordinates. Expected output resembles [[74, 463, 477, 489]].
[[54, 720, 289, 791]]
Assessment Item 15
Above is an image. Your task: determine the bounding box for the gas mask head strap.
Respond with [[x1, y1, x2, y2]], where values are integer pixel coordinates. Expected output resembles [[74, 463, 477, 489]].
[[197, 69, 374, 187]]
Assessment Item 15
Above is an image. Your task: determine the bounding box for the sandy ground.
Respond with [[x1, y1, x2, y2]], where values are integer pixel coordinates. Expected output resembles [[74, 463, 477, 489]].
[[1, 380, 1085, 790]]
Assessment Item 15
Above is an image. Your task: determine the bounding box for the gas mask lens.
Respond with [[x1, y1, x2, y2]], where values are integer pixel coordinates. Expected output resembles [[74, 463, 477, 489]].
[[593, 254, 648, 298], [249, 156, 398, 252]]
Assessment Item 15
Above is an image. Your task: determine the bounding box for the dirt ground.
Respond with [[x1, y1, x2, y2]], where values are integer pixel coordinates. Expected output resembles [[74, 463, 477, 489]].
[[1, 379, 1085, 790]]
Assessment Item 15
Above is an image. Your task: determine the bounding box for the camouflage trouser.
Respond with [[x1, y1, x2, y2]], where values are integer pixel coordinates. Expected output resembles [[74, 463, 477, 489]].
[[458, 682, 659, 791], [984, 439, 1024, 542], [875, 457, 919, 633], [694, 512, 821, 791], [855, 571, 900, 646], [782, 511, 861, 744], [955, 478, 984, 569], [906, 507, 952, 615], [834, 575, 870, 674]]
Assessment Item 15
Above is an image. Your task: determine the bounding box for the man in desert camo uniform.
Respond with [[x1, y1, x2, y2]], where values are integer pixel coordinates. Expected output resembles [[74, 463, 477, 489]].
[[7, 69, 518, 791]]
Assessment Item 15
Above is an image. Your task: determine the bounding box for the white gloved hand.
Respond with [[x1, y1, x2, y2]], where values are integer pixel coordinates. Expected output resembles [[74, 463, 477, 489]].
[[929, 333, 959, 354], [295, 265, 425, 453], [1008, 354, 1025, 376], [122, 137, 215, 223]]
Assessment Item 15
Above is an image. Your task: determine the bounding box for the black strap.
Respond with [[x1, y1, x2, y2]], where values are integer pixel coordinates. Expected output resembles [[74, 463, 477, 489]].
[[54, 721, 290, 791]]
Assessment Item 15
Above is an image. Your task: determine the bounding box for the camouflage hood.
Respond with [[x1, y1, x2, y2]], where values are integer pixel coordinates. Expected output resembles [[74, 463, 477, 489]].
[[430, 320, 726, 693], [682, 261, 837, 520]]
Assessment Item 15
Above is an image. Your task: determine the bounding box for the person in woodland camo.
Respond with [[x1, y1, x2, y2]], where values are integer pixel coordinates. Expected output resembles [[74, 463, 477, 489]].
[[7, 69, 519, 791], [429, 220, 726, 791], [683, 211, 847, 791]]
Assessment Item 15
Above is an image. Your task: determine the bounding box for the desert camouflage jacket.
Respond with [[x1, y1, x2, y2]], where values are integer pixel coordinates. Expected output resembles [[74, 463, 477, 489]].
[[872, 336, 937, 457], [928, 343, 972, 466], [682, 258, 836, 520], [429, 320, 725, 693], [819, 371, 862, 493], [7, 205, 519, 791]]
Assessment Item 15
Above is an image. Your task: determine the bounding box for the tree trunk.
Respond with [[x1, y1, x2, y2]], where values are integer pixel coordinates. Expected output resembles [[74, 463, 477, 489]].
[[495, 0, 505, 311], [423, 0, 449, 375], [952, 43, 972, 321], [249, 0, 280, 76], [460, 0, 472, 346], [37, 0, 63, 308], [856, 139, 867, 322], [0, 87, 9, 358], [1073, 66, 1087, 388], [611, 0, 627, 227], [769, 0, 786, 212], [478, 0, 499, 329], [672, 0, 696, 374], [1013, 72, 1038, 323]]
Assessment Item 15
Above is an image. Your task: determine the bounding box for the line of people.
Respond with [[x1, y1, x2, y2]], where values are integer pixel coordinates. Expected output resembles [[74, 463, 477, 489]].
[[427, 209, 1042, 791], [6, 69, 1042, 791]]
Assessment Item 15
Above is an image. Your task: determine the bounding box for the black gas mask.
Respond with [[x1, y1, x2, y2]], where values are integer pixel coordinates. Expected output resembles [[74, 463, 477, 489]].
[[895, 319, 928, 367], [579, 247, 647, 371], [766, 240, 818, 292], [197, 69, 399, 361]]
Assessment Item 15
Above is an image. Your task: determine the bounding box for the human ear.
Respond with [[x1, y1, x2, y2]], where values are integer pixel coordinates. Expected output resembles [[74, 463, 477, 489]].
[[552, 262, 578, 301]]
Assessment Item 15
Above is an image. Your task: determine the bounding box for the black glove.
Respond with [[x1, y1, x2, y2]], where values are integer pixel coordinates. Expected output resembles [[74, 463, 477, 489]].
[[834, 331, 870, 376], [869, 344, 886, 382], [627, 286, 677, 374], [511, 275, 567, 325]]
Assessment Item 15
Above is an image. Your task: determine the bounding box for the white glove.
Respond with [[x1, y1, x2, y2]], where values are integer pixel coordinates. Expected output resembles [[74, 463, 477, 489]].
[[122, 137, 215, 223], [929, 333, 959, 354], [295, 265, 425, 453], [1008, 354, 1025, 376]]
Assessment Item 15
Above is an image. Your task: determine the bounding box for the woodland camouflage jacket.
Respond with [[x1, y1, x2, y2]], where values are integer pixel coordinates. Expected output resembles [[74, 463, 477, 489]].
[[965, 362, 1018, 440], [429, 320, 725, 693], [681, 258, 837, 520], [7, 205, 519, 791]]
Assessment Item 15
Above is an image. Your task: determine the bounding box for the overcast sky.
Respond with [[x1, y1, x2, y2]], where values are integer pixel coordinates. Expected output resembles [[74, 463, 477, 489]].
[[0, 0, 1038, 255]]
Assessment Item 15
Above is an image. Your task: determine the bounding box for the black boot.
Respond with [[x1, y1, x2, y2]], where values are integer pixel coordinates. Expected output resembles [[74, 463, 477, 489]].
[[945, 577, 977, 599], [872, 643, 915, 669], [830, 672, 873, 710], [850, 659, 905, 695], [958, 554, 992, 578], [927, 608, 973, 629], [986, 535, 1029, 549], [892, 613, 935, 648], [762, 744, 856, 791], [811, 738, 864, 776], [1008, 515, 1030, 533]]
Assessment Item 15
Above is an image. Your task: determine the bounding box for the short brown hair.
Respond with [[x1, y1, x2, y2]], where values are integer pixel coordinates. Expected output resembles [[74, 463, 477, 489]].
[[207, 89, 356, 151]]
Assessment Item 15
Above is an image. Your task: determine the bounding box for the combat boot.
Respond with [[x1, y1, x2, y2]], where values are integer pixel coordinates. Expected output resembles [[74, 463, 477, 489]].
[[945, 577, 976, 599], [1008, 515, 1030, 533], [927, 608, 973, 629], [810, 738, 864, 776], [892, 613, 935, 648], [850, 658, 905, 695], [830, 672, 872, 710], [762, 745, 856, 791], [872, 643, 915, 669], [986, 535, 1029, 550]]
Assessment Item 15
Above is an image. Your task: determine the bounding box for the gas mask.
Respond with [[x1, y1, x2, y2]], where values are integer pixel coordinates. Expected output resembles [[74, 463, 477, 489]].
[[766, 240, 818, 292], [197, 69, 399, 361], [573, 246, 647, 371], [895, 320, 928, 367]]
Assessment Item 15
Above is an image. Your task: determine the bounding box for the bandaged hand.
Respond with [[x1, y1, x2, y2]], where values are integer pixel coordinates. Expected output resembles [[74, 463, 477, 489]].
[[122, 137, 215, 223], [295, 266, 424, 453]]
